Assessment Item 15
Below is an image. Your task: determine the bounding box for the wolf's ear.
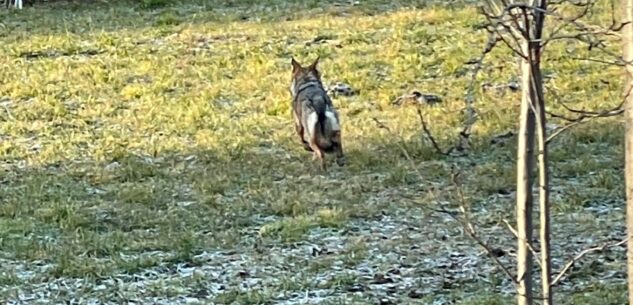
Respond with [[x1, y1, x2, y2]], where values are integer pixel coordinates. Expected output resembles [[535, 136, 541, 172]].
[[291, 57, 302, 73], [309, 56, 320, 70]]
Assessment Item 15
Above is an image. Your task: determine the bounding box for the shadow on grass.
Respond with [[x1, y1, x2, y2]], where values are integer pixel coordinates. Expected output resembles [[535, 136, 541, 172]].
[[1, 131, 446, 282], [1, 117, 624, 245], [0, 113, 627, 305]]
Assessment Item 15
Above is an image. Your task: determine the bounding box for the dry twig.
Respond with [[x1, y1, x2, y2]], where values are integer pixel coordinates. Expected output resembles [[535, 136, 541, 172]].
[[503, 219, 542, 269], [431, 166, 518, 284], [372, 117, 415, 161], [416, 109, 451, 156], [545, 83, 632, 143], [551, 238, 627, 286]]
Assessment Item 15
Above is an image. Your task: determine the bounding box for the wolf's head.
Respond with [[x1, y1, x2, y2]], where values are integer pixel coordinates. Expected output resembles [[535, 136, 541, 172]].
[[290, 57, 323, 97]]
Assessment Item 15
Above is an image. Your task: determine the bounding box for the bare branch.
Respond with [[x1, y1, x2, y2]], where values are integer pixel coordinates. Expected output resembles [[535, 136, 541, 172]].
[[558, 97, 625, 116], [416, 109, 452, 156], [481, 4, 528, 58], [378, 32, 493, 159], [546, 108, 623, 143], [450, 168, 517, 284], [566, 56, 626, 66], [494, 0, 629, 65], [372, 117, 415, 161], [544, 83, 632, 143], [551, 238, 627, 286], [409, 17, 500, 158], [458, 33, 500, 154], [1, 103, 14, 121], [543, 1, 593, 47], [545, 120, 582, 142], [548, 0, 592, 6], [428, 167, 518, 284], [435, 206, 518, 283], [503, 219, 542, 269]]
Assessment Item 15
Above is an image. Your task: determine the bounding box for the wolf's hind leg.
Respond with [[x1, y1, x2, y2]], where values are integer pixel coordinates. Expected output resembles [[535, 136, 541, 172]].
[[331, 131, 345, 166], [309, 138, 326, 171], [294, 111, 313, 152], [295, 123, 313, 152]]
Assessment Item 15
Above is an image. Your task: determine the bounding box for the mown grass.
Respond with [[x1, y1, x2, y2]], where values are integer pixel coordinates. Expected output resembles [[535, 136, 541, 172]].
[[0, 0, 627, 304]]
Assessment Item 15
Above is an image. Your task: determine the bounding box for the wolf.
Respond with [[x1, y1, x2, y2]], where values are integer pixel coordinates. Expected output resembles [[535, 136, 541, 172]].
[[289, 56, 345, 171]]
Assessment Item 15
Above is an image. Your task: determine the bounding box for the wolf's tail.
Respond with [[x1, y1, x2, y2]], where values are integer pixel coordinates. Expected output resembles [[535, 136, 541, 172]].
[[316, 108, 327, 136], [310, 96, 328, 137]]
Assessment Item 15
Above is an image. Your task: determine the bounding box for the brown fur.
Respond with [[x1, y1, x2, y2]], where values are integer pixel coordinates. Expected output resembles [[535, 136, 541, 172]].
[[290, 57, 345, 171]]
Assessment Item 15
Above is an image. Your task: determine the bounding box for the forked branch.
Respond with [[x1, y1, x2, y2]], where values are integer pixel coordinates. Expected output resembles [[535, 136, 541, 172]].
[[545, 83, 632, 144]]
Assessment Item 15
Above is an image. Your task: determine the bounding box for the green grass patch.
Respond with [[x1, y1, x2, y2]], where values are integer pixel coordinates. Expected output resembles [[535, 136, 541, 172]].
[[0, 0, 627, 303]]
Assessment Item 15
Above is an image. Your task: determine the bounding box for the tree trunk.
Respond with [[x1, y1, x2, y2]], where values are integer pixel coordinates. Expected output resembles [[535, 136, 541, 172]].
[[534, 54, 553, 305], [517, 40, 537, 305], [622, 0, 633, 304], [535, 67, 552, 305], [531, 1, 553, 304]]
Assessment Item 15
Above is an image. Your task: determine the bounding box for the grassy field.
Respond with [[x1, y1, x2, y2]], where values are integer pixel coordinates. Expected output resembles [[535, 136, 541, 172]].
[[0, 0, 628, 304]]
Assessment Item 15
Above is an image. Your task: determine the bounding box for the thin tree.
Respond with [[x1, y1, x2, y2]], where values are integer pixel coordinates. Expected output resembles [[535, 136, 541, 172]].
[[516, 27, 537, 305], [416, 1, 627, 304], [529, 1, 553, 304], [482, 1, 550, 303], [481, 1, 630, 303], [515, 2, 550, 303], [622, 0, 633, 303]]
